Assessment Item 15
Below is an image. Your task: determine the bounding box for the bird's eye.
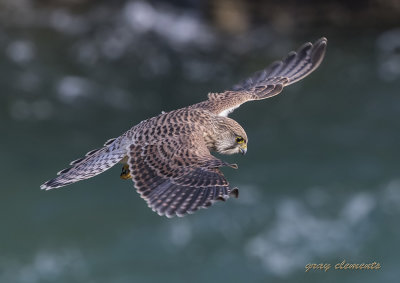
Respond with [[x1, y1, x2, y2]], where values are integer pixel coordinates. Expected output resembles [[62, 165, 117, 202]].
[[235, 136, 244, 144]]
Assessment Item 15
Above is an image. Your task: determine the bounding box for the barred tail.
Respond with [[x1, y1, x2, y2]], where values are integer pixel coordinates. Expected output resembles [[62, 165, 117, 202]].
[[40, 138, 127, 190]]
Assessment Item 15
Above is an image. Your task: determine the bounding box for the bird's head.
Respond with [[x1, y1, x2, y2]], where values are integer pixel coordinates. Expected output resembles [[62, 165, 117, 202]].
[[213, 117, 248, 155]]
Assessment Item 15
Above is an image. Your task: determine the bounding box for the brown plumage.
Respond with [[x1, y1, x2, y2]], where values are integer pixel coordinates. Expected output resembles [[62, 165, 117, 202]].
[[41, 37, 327, 217]]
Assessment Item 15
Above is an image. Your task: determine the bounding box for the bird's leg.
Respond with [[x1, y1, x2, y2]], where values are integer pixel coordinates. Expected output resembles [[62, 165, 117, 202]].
[[120, 164, 132, 180]]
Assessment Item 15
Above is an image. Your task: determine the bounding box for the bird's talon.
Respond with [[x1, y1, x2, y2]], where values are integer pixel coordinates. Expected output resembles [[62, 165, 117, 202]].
[[120, 164, 132, 180], [229, 163, 238, 169], [230, 188, 239, 198]]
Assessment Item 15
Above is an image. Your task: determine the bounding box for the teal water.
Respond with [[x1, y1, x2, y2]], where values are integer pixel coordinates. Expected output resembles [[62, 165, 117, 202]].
[[1, 2, 400, 283]]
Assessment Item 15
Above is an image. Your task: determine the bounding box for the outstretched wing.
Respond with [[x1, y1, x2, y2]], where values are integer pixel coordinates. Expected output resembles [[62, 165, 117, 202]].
[[193, 37, 327, 116], [41, 137, 126, 190], [127, 133, 238, 218]]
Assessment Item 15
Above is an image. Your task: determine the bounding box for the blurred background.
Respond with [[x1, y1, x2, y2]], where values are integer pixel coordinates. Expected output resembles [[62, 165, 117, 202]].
[[1, 0, 400, 282]]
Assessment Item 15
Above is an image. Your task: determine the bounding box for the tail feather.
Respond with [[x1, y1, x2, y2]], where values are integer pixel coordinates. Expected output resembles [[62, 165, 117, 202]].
[[41, 141, 127, 190]]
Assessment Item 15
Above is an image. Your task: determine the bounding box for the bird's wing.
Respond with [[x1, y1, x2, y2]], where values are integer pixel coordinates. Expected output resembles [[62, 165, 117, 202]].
[[193, 37, 327, 117], [127, 133, 238, 218], [40, 137, 126, 190]]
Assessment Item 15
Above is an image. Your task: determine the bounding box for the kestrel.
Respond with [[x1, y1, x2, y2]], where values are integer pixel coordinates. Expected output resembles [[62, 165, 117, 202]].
[[41, 38, 327, 217]]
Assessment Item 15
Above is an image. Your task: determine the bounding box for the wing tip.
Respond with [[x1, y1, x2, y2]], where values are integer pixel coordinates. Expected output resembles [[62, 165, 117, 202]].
[[230, 37, 328, 92], [40, 183, 49, 190], [316, 37, 328, 45], [311, 37, 328, 66], [40, 181, 55, 191], [300, 36, 328, 49], [40, 176, 74, 190]]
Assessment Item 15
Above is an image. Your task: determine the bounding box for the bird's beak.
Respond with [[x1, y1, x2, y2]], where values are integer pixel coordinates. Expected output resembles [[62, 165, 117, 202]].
[[239, 145, 247, 155]]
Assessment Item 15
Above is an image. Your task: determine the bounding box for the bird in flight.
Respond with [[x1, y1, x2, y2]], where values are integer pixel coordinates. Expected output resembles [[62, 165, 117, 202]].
[[41, 37, 327, 218]]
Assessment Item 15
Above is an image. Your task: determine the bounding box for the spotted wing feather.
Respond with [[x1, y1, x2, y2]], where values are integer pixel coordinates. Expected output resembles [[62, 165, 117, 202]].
[[193, 37, 327, 116], [40, 137, 126, 190], [128, 134, 238, 218]]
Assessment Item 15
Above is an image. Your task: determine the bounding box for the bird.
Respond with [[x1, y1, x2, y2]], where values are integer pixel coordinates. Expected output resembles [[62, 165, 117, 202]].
[[41, 37, 327, 218]]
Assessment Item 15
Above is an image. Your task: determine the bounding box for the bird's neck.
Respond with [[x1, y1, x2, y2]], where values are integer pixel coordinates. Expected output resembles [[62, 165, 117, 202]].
[[202, 127, 218, 152], [202, 117, 228, 152]]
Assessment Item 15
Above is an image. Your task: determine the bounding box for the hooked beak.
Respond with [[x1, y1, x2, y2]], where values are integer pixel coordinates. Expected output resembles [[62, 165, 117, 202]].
[[239, 145, 247, 155]]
